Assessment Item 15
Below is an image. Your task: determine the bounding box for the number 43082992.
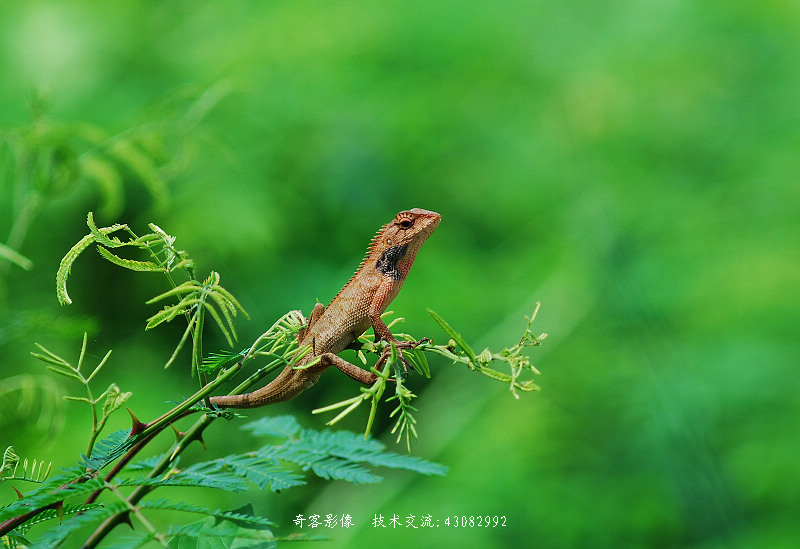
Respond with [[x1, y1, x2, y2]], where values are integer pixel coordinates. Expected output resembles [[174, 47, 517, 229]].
[[445, 516, 507, 527]]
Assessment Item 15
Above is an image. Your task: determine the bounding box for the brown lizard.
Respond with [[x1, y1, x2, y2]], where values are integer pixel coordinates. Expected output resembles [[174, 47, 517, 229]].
[[210, 208, 441, 408]]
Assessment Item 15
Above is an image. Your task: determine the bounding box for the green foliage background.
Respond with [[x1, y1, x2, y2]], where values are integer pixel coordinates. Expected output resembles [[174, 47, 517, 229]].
[[1, 1, 798, 547]]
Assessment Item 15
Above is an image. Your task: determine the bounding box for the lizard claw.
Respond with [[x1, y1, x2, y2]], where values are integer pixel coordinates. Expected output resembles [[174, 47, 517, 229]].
[[396, 348, 415, 374], [379, 338, 429, 375], [375, 349, 413, 376]]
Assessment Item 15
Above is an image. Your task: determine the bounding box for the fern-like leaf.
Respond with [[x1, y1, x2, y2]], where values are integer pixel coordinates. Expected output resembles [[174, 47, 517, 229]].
[[292, 454, 381, 484], [278, 429, 447, 478], [145, 280, 201, 304], [106, 504, 274, 549], [164, 503, 275, 549], [120, 461, 248, 492], [14, 503, 107, 535], [240, 418, 447, 483], [0, 470, 100, 523], [86, 212, 126, 248], [202, 298, 235, 346], [0, 446, 53, 485], [82, 428, 133, 471], [199, 349, 246, 373], [27, 505, 114, 549], [212, 454, 305, 492], [240, 415, 302, 439], [138, 499, 274, 526], [96, 247, 161, 272], [239, 423, 447, 486], [207, 284, 247, 317], [145, 297, 198, 330]]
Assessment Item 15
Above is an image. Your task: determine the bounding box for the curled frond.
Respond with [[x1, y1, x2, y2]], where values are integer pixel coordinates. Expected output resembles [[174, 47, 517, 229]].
[[57, 233, 99, 306], [58, 214, 201, 307], [56, 213, 133, 304], [0, 446, 53, 485], [0, 446, 19, 480]]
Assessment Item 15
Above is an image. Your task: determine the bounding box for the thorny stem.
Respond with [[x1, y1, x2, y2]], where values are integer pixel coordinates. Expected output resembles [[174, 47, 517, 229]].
[[0, 363, 241, 539], [0, 502, 65, 540], [82, 333, 302, 546], [143, 362, 240, 437], [106, 483, 169, 548], [83, 429, 159, 506], [83, 413, 217, 549], [82, 330, 306, 546]]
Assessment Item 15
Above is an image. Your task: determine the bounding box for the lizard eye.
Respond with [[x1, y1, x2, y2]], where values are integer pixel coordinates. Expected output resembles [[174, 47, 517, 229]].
[[397, 219, 414, 229]]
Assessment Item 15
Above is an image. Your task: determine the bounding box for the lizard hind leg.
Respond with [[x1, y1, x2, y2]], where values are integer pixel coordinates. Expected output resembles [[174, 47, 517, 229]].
[[319, 353, 378, 385]]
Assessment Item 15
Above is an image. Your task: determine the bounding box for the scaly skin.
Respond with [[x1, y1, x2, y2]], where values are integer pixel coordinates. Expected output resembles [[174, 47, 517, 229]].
[[210, 208, 441, 408]]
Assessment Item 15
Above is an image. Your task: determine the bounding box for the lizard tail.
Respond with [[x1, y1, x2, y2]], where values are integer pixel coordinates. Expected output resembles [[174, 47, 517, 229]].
[[209, 366, 321, 408]]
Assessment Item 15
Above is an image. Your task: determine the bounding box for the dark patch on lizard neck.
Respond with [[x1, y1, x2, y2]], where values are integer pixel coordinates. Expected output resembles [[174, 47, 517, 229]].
[[375, 244, 408, 281]]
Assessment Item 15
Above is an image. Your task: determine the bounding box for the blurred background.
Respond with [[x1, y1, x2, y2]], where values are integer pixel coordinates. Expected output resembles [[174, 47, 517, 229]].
[[1, 1, 799, 547]]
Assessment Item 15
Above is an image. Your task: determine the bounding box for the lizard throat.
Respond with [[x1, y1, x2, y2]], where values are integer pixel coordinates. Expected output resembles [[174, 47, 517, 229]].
[[375, 244, 408, 281]]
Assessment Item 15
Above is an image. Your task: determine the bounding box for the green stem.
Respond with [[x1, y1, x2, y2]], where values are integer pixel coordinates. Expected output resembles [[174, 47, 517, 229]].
[[85, 388, 100, 458], [141, 362, 240, 437], [192, 295, 205, 380]]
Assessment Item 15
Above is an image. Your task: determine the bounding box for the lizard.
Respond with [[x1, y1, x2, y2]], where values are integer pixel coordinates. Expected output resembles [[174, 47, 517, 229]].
[[209, 208, 441, 408]]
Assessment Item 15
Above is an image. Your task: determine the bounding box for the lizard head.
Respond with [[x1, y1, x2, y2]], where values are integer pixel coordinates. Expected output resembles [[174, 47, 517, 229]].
[[383, 208, 441, 246], [371, 208, 440, 280]]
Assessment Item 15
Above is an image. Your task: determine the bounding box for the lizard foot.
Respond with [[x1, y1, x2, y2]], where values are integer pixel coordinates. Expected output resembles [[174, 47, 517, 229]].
[[376, 337, 430, 374]]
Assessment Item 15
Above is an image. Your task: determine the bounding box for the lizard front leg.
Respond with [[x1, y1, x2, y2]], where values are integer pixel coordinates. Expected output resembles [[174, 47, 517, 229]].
[[368, 279, 418, 373]]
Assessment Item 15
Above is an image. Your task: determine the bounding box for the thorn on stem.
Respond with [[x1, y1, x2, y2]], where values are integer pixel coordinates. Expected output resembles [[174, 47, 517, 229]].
[[53, 500, 64, 524], [120, 510, 135, 530], [170, 424, 185, 440], [126, 408, 147, 438]]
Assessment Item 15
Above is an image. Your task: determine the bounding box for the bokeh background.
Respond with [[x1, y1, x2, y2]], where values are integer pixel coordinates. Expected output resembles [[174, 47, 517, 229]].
[[2, 1, 799, 548]]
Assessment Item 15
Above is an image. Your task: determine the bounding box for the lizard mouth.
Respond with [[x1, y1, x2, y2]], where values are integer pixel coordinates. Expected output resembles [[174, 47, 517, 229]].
[[415, 209, 441, 233]]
